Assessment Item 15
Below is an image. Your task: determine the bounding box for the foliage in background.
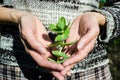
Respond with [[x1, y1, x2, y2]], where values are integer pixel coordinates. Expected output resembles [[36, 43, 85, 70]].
[[98, 1, 120, 80], [107, 37, 120, 80]]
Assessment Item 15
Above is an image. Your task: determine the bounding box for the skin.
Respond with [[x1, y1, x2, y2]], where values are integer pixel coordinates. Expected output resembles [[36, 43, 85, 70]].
[[61, 12, 106, 76], [0, 7, 105, 80], [0, 7, 64, 80]]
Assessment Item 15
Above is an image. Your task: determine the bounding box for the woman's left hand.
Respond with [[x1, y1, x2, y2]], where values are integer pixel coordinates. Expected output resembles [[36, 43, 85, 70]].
[[61, 12, 106, 76]]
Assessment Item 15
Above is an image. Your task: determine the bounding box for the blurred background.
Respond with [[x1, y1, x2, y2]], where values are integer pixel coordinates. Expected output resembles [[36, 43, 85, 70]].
[[107, 37, 120, 80]]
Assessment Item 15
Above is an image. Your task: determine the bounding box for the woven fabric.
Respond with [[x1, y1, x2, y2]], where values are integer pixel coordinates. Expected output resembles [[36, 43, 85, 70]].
[[0, 0, 108, 72], [0, 63, 53, 80], [0, 0, 120, 74], [65, 64, 112, 80], [0, 63, 112, 80]]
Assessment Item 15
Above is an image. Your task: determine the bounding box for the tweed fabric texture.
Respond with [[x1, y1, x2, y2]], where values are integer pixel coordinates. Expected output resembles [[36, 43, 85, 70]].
[[0, 0, 120, 74], [0, 63, 112, 80]]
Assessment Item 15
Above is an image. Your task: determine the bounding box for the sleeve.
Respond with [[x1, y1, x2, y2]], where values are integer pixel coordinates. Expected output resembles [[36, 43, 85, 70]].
[[0, 0, 3, 6], [95, 0, 120, 43], [0, 0, 13, 8]]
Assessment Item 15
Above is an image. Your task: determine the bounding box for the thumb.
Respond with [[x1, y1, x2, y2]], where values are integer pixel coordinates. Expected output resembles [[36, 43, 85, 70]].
[[19, 15, 49, 55], [77, 26, 99, 50]]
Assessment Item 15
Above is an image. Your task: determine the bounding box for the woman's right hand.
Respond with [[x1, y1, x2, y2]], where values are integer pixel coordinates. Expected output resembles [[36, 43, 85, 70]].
[[0, 7, 65, 79], [19, 14, 65, 80], [19, 14, 63, 68]]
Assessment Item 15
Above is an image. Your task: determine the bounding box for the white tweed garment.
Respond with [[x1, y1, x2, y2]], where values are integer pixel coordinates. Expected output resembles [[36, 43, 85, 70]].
[[0, 0, 110, 73]]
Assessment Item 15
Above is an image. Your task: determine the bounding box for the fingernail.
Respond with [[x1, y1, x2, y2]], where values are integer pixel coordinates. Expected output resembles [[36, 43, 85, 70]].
[[77, 43, 84, 50]]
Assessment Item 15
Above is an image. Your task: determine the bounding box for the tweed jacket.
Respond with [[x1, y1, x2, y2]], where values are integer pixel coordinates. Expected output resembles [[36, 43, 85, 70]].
[[0, 0, 120, 73]]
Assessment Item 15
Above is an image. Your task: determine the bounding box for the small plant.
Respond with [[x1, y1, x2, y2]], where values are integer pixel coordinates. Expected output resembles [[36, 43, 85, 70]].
[[48, 17, 77, 64]]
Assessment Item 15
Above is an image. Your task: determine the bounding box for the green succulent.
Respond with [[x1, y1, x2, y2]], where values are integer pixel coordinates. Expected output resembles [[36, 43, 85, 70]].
[[48, 17, 77, 64]]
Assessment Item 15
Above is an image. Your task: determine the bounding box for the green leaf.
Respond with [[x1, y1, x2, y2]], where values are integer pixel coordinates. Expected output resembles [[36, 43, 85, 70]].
[[55, 28, 69, 42], [58, 17, 66, 27], [48, 42, 62, 48], [55, 34, 69, 42], [61, 40, 78, 46], [99, 0, 106, 8], [64, 21, 70, 30], [51, 29, 63, 34], [49, 24, 57, 30], [52, 50, 68, 58], [49, 24, 63, 33], [56, 22, 65, 30], [58, 57, 69, 64], [48, 58, 56, 63], [56, 17, 66, 30], [64, 28, 70, 36]]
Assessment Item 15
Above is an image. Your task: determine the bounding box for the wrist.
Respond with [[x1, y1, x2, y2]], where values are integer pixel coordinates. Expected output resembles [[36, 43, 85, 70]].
[[0, 7, 30, 23], [84, 12, 106, 26], [10, 10, 30, 23], [91, 12, 106, 26]]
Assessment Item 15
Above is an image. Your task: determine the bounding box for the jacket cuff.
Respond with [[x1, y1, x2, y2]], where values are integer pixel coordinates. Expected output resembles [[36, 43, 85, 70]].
[[93, 9, 115, 43]]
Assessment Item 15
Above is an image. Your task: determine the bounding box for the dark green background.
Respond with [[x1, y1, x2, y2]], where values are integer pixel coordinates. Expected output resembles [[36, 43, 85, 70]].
[[107, 37, 120, 80]]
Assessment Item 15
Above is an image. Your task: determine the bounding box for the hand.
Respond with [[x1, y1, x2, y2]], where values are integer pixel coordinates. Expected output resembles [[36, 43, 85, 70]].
[[0, 7, 65, 80], [19, 14, 65, 79], [61, 12, 105, 75]]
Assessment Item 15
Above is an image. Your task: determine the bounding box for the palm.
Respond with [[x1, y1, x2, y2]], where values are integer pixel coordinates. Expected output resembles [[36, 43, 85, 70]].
[[62, 13, 100, 75]]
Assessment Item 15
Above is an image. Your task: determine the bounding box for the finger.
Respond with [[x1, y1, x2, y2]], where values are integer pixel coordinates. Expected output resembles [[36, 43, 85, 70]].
[[61, 64, 74, 76], [66, 71, 71, 76], [35, 17, 52, 56], [77, 25, 99, 50], [19, 16, 50, 55], [66, 17, 80, 55], [20, 32, 48, 55], [51, 71, 64, 80], [35, 17, 52, 57], [66, 16, 80, 43], [63, 38, 96, 67], [29, 50, 64, 71], [35, 17, 51, 46], [67, 44, 78, 55]]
